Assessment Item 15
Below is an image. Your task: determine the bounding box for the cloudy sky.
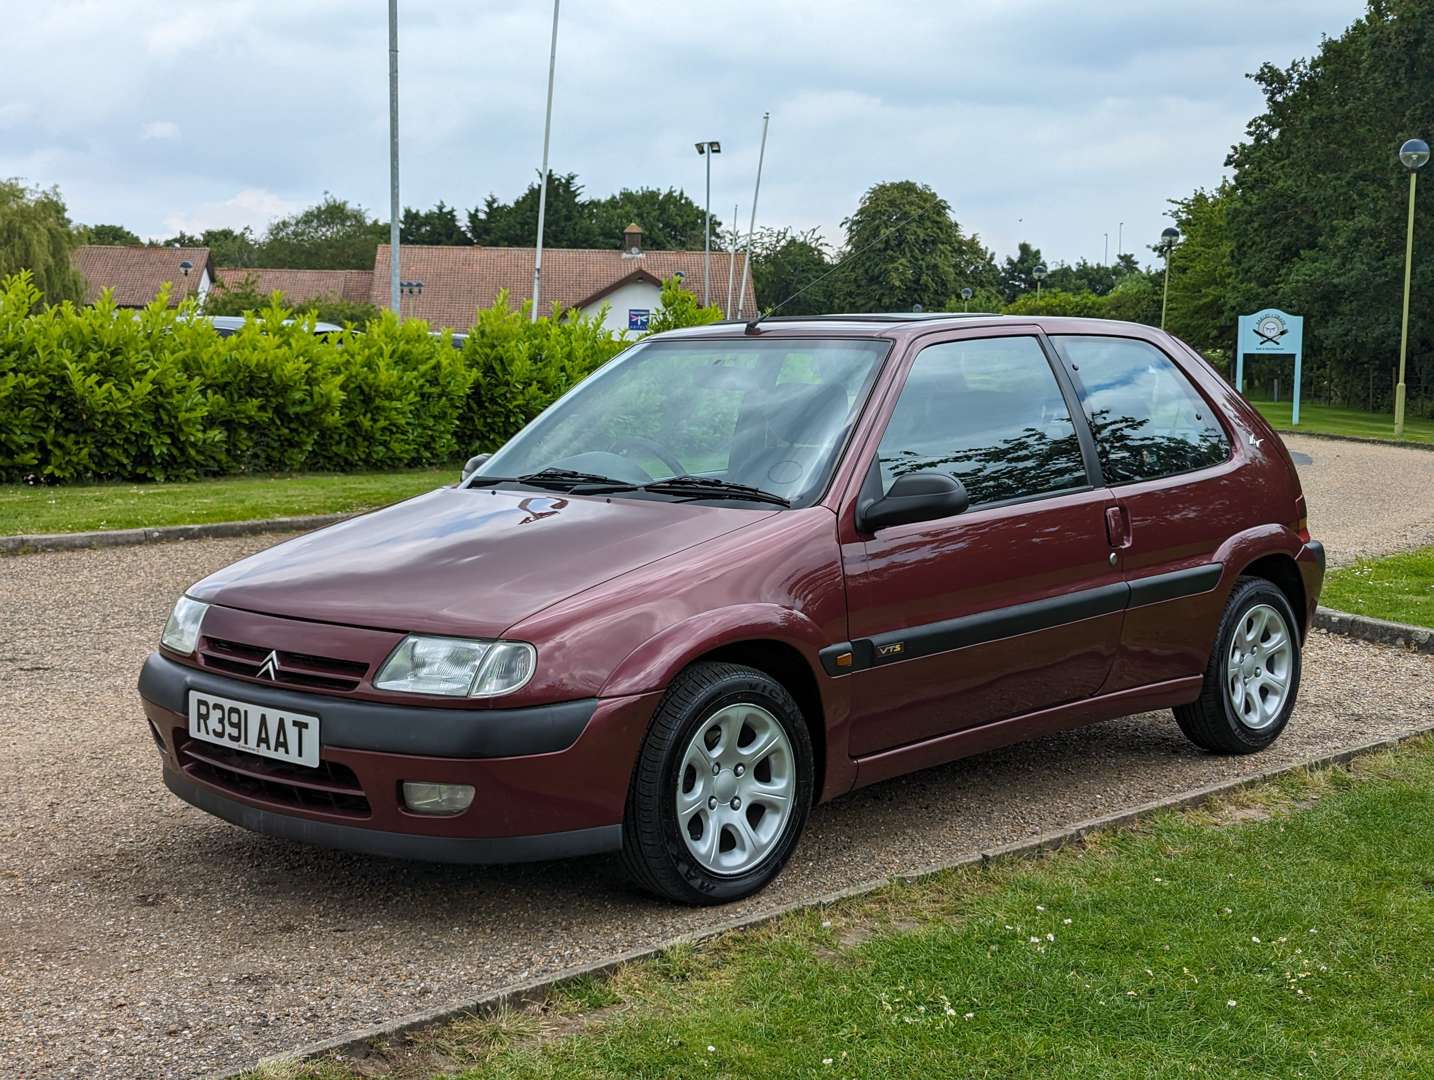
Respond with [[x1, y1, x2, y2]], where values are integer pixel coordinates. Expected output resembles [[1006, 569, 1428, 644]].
[[3, 0, 1363, 268]]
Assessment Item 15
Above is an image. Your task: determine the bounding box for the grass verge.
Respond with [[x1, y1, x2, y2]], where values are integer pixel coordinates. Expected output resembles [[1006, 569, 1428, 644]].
[[0, 468, 455, 536], [1321, 545, 1434, 629], [250, 738, 1434, 1080], [1251, 399, 1434, 444]]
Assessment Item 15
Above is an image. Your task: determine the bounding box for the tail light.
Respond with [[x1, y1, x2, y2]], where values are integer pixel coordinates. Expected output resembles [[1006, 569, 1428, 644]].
[[1294, 494, 1310, 541]]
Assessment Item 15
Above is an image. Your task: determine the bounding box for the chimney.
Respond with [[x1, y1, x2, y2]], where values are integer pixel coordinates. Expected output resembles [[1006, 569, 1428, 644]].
[[622, 222, 644, 257]]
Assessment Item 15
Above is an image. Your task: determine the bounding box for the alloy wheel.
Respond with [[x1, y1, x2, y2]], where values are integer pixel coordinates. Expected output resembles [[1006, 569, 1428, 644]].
[[675, 703, 795, 875]]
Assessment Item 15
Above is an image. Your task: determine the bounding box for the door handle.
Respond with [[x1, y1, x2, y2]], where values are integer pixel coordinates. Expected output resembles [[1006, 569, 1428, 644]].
[[1105, 506, 1133, 549]]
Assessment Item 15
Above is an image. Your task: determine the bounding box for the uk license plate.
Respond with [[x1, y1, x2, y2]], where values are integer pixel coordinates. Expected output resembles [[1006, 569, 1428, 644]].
[[187, 691, 320, 769]]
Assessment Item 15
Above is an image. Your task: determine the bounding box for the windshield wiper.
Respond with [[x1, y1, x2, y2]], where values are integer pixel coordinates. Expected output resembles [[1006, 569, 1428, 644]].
[[641, 475, 790, 507], [509, 467, 630, 490]]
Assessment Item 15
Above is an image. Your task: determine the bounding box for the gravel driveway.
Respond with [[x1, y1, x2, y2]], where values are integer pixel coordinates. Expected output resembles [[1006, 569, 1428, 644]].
[[1282, 432, 1434, 565], [3, 438, 1431, 1080]]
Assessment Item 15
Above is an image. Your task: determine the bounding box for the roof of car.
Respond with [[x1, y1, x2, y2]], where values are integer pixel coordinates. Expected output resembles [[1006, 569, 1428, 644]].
[[652, 313, 1168, 340]]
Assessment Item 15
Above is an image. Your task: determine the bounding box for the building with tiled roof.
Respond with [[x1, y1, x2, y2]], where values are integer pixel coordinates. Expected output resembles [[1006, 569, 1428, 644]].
[[371, 225, 758, 332], [71, 245, 215, 307], [213, 267, 374, 305]]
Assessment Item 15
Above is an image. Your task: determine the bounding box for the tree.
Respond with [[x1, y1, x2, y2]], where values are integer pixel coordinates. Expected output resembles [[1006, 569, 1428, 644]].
[[1045, 258, 1122, 297], [646, 275, 723, 334], [589, 187, 717, 250], [1223, 0, 1434, 412], [1000, 242, 1045, 302], [256, 195, 388, 269], [1163, 183, 1236, 354], [749, 227, 835, 315], [0, 180, 85, 305], [467, 172, 599, 248], [82, 223, 142, 246], [836, 181, 996, 312], [154, 226, 260, 267], [402, 200, 468, 245]]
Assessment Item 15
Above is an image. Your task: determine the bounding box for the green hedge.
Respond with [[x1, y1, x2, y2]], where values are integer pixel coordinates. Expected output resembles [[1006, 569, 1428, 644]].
[[0, 272, 629, 483]]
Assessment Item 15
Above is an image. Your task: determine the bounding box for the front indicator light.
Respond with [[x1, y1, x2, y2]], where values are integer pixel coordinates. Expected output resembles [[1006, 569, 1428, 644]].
[[374, 635, 535, 698], [402, 781, 475, 815]]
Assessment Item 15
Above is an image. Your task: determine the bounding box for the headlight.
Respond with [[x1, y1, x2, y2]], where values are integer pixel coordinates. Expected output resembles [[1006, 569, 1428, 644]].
[[374, 635, 536, 698], [161, 596, 210, 654]]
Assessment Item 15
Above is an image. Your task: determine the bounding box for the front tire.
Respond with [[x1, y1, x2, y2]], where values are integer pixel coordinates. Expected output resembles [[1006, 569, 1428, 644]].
[[622, 662, 814, 905], [1175, 577, 1302, 754]]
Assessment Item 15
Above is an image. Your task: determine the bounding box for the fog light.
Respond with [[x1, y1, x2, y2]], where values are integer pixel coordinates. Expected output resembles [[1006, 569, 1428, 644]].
[[401, 781, 475, 815]]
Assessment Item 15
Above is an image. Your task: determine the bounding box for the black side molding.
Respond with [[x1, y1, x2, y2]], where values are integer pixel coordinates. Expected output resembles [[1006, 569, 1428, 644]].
[[1127, 563, 1223, 608], [138, 652, 596, 758], [827, 563, 1224, 674]]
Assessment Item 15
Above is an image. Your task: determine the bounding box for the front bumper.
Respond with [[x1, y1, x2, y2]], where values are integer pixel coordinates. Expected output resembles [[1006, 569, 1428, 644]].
[[139, 652, 658, 860], [163, 766, 621, 863]]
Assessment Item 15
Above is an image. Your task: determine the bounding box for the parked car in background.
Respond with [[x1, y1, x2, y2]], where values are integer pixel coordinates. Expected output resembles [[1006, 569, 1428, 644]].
[[191, 315, 348, 340], [138, 314, 1323, 904]]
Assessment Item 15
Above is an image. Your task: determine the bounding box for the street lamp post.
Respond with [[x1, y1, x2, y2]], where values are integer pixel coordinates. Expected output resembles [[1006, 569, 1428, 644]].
[[1118, 221, 1124, 259], [1159, 226, 1180, 329], [530, 0, 561, 323], [1032, 263, 1047, 309], [1104, 232, 1109, 265], [388, 0, 401, 318], [695, 140, 721, 306], [1395, 137, 1429, 438]]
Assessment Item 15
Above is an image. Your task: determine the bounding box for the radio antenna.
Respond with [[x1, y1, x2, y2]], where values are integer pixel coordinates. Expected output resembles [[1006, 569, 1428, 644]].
[[744, 208, 926, 333]]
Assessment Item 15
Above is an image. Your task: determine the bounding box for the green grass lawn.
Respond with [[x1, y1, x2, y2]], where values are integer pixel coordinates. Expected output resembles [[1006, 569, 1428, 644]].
[[0, 467, 455, 536], [259, 740, 1434, 1080], [1251, 398, 1434, 444], [1321, 545, 1434, 629]]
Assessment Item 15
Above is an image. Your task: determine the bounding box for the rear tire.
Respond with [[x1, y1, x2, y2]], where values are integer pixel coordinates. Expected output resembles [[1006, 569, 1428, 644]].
[[621, 662, 814, 905], [1174, 576, 1302, 755]]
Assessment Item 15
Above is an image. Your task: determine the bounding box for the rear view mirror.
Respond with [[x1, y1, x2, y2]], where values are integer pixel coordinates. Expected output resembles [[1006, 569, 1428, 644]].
[[461, 453, 492, 482], [858, 471, 970, 532]]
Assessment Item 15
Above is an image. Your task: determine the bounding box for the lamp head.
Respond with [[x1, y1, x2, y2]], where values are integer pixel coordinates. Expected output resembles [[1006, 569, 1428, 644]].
[[1400, 138, 1430, 171]]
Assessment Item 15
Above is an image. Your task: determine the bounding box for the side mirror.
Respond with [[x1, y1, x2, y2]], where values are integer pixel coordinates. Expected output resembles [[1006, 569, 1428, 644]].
[[461, 453, 492, 482], [858, 471, 969, 532]]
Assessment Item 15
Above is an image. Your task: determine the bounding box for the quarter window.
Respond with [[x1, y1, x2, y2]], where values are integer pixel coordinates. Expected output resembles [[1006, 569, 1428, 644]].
[[875, 336, 1088, 507], [1053, 336, 1230, 484]]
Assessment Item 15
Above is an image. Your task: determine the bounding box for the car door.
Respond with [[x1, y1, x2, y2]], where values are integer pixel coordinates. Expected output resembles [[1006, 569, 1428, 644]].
[[840, 328, 1126, 758], [1048, 333, 1238, 691]]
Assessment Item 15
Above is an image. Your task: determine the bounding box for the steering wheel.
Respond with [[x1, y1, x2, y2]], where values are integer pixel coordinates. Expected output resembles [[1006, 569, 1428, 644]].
[[610, 435, 686, 478]]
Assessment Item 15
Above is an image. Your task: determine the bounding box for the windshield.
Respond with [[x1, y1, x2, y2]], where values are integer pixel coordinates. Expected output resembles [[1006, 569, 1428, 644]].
[[479, 337, 889, 508]]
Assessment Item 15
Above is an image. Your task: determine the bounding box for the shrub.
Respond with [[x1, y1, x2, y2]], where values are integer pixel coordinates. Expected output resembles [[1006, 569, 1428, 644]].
[[178, 301, 344, 473], [455, 293, 624, 453], [0, 272, 643, 483]]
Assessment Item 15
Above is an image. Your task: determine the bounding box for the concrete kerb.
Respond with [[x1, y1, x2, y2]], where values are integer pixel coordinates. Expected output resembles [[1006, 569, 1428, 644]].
[[222, 725, 1434, 1079], [1313, 606, 1434, 653], [1271, 427, 1434, 452], [0, 513, 353, 556]]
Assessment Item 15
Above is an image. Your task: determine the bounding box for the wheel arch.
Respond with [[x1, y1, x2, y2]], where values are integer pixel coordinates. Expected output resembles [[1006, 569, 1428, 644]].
[[600, 604, 849, 801], [692, 639, 827, 806], [1237, 552, 1308, 639]]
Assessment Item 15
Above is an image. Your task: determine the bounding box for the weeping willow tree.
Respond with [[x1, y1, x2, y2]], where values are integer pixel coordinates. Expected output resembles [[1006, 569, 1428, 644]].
[[0, 180, 86, 306]]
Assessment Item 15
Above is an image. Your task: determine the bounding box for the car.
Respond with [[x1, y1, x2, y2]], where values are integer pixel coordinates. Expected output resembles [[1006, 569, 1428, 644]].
[[191, 315, 349, 339], [138, 313, 1324, 904]]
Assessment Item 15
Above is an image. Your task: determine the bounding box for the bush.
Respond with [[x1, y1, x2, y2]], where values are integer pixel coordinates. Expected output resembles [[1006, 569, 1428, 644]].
[[456, 293, 625, 453], [0, 270, 631, 483]]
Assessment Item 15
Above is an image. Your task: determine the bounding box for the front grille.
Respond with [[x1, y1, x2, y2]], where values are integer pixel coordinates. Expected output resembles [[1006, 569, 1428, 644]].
[[178, 736, 371, 818], [199, 636, 369, 692]]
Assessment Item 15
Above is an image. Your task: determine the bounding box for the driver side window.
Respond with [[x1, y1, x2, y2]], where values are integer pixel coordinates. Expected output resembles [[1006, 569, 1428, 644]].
[[876, 336, 1089, 507]]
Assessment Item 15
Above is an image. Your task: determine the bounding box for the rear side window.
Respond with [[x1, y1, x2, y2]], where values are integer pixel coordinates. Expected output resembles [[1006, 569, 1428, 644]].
[[875, 336, 1088, 507], [1053, 336, 1230, 485]]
